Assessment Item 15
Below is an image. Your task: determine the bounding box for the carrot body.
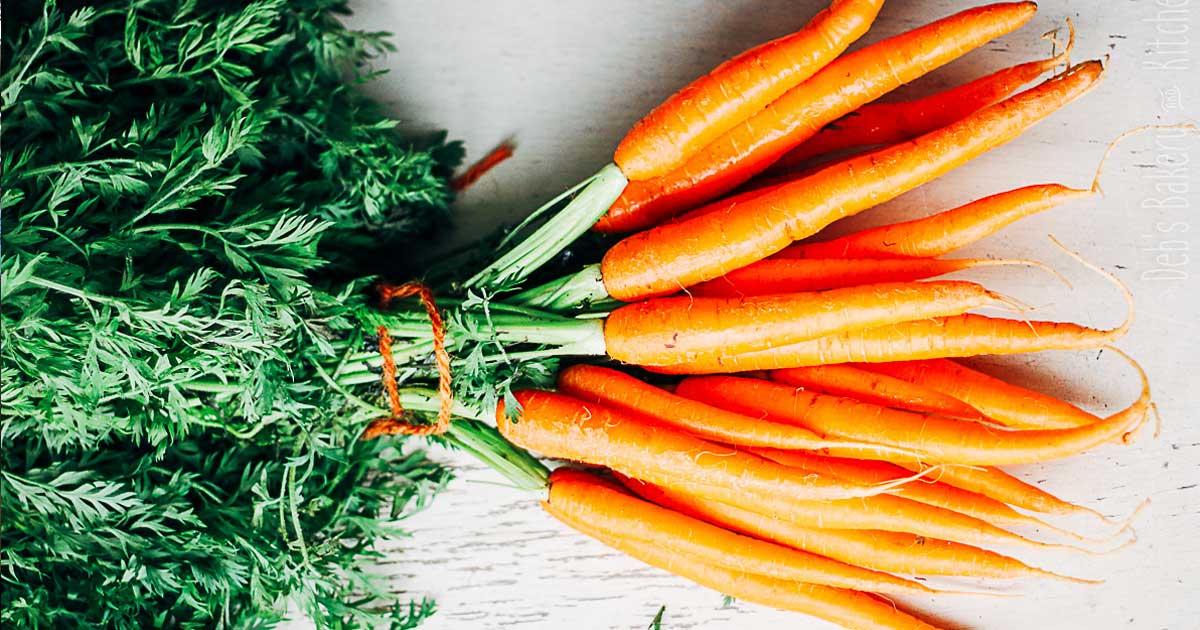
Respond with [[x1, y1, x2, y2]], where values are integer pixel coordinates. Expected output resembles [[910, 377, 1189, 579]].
[[892, 462, 1103, 518], [629, 479, 1088, 581], [545, 468, 941, 595], [600, 60, 1103, 300], [753, 450, 1088, 538], [771, 50, 1067, 170], [860, 359, 1100, 429], [558, 364, 923, 458], [650, 311, 1129, 374], [780, 184, 1093, 259], [498, 390, 889, 501], [675, 375, 1150, 466], [614, 0, 885, 180], [770, 364, 987, 420], [596, 2, 1040, 234], [598, 536, 942, 629], [603, 280, 1000, 366], [688, 257, 1035, 297]]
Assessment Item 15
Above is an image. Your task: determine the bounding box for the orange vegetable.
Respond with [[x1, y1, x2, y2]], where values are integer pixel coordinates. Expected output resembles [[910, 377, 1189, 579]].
[[544, 468, 945, 595], [597, 2, 1039, 233], [688, 257, 1047, 298], [614, 0, 885, 180], [859, 359, 1101, 429], [675, 370, 1150, 466], [603, 280, 1002, 365], [497, 390, 898, 501], [771, 37, 1071, 171], [557, 364, 926, 458], [598, 60, 1103, 300], [628, 478, 1098, 582], [769, 364, 987, 421], [779, 183, 1093, 259]]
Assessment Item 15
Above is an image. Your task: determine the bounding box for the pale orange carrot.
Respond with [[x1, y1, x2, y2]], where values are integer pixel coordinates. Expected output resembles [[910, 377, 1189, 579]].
[[545, 468, 947, 595], [627, 477, 1099, 582]]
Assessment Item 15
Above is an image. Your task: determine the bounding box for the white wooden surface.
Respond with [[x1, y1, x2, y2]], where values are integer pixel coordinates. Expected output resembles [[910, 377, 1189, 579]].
[[301, 2, 1198, 628]]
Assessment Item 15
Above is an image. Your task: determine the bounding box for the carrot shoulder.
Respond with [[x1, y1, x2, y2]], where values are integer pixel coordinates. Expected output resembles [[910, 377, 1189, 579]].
[[614, 0, 885, 180], [597, 1, 1040, 233], [600, 60, 1103, 300], [497, 389, 892, 501]]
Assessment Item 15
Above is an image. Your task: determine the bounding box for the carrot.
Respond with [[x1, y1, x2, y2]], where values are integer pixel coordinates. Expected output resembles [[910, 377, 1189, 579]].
[[544, 468, 948, 596], [770, 29, 1072, 171], [557, 364, 930, 459], [603, 280, 1004, 365], [779, 183, 1094, 259], [595, 2, 1040, 234], [613, 0, 885, 181], [769, 364, 988, 421], [891, 462, 1114, 522], [497, 389, 904, 502], [627, 478, 1098, 583], [649, 309, 1131, 373], [859, 359, 1101, 429], [675, 368, 1150, 466], [594, 536, 944, 629], [599, 60, 1103, 300], [688, 257, 1050, 298], [752, 450, 1102, 544]]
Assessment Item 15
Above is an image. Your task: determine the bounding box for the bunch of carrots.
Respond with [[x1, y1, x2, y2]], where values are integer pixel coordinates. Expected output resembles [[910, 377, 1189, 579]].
[[362, 1, 1191, 627]]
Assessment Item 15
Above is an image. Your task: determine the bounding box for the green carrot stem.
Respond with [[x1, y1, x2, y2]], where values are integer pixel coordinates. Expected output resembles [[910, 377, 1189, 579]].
[[461, 164, 626, 292], [508, 264, 619, 313]]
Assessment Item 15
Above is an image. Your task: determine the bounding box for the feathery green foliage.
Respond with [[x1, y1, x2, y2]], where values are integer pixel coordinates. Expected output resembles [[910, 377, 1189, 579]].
[[1, 0, 466, 627]]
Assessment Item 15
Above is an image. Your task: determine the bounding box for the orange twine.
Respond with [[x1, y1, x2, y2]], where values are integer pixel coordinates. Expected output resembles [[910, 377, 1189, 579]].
[[362, 282, 454, 439]]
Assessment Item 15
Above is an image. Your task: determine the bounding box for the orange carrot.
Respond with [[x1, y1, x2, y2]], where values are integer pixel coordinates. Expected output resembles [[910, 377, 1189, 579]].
[[614, 0, 885, 180], [545, 468, 946, 595], [688, 257, 1047, 297], [892, 462, 1111, 521], [770, 39, 1071, 171], [497, 390, 899, 501], [675, 370, 1150, 466], [595, 536, 944, 629], [599, 60, 1103, 300], [596, 2, 1040, 234], [647, 292, 1131, 372], [779, 183, 1094, 259], [628, 478, 1097, 582], [603, 280, 1003, 365], [557, 364, 927, 459], [769, 364, 987, 420], [859, 359, 1101, 429], [752, 450, 1100, 543]]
